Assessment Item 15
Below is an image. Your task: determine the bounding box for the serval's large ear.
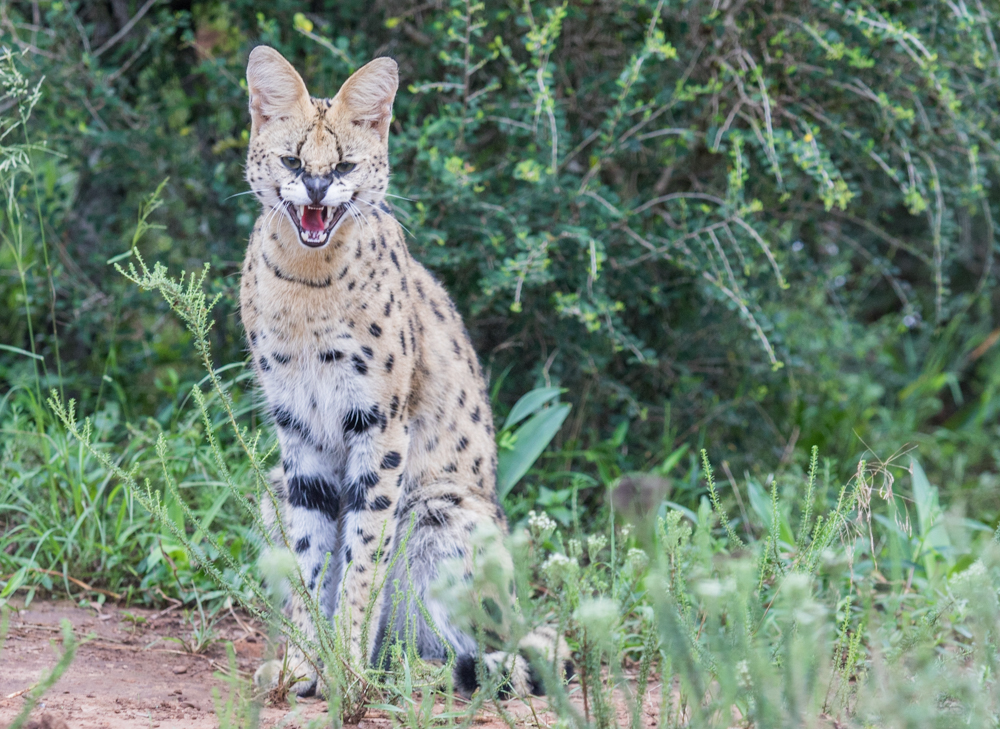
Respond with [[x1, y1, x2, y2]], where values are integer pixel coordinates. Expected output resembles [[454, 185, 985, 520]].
[[246, 46, 311, 137], [334, 57, 399, 140]]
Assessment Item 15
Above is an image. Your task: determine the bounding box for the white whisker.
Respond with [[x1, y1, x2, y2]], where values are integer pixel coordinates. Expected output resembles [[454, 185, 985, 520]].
[[356, 188, 416, 203], [262, 200, 286, 235], [225, 190, 261, 201], [262, 203, 279, 231], [354, 197, 415, 240], [347, 201, 376, 242]]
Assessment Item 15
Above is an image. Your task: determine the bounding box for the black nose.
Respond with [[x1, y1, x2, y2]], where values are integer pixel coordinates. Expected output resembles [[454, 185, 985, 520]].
[[302, 174, 331, 205]]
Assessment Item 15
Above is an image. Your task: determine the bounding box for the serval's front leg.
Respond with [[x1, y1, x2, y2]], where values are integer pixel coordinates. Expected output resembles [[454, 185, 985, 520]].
[[337, 403, 407, 663], [255, 436, 344, 697]]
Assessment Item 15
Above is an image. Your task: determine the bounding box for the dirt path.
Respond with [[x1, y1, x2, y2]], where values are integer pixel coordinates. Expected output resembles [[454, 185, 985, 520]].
[[0, 599, 661, 728]]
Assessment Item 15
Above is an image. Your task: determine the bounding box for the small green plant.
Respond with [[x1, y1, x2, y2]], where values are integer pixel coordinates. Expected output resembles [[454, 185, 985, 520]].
[[213, 642, 263, 729], [372, 651, 466, 728]]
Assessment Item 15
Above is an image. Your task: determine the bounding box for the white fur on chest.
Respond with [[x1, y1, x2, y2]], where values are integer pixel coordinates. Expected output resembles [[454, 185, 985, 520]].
[[260, 349, 370, 451]]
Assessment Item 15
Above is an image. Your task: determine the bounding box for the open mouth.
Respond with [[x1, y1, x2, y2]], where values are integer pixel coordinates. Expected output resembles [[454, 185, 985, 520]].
[[281, 200, 350, 248]]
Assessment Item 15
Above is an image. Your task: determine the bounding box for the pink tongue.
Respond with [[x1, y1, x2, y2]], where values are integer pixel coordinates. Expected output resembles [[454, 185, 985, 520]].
[[301, 206, 325, 232]]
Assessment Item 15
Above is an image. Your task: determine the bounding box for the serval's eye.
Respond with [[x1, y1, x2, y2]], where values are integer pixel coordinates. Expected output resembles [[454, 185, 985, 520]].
[[281, 156, 302, 170], [336, 161, 356, 174]]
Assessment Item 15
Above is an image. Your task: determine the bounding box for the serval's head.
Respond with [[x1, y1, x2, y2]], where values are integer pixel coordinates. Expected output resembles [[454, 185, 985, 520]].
[[245, 46, 398, 249]]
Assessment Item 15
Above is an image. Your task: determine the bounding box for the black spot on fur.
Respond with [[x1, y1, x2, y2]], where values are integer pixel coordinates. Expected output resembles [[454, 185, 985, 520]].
[[259, 356, 271, 372], [389, 395, 400, 419], [272, 352, 290, 365], [444, 462, 458, 473], [457, 390, 466, 408], [352, 354, 368, 375], [370, 495, 392, 511], [384, 301, 391, 317], [348, 280, 356, 291], [454, 655, 479, 697], [527, 663, 545, 696], [361, 346, 374, 359], [369, 323, 382, 337], [399, 330, 407, 355], [471, 406, 481, 423], [456, 436, 469, 452], [294, 536, 310, 553], [380, 451, 402, 470], [357, 471, 380, 489], [272, 406, 313, 443], [338, 265, 349, 279], [345, 486, 367, 512], [419, 508, 450, 528], [482, 597, 502, 624], [345, 547, 353, 564], [452, 339, 461, 357], [344, 406, 379, 434], [385, 354, 394, 372], [320, 350, 344, 363], [390, 250, 400, 271], [287, 475, 340, 520], [472, 458, 482, 475]]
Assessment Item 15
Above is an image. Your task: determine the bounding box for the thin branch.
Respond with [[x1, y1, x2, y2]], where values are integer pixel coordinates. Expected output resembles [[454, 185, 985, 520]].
[[93, 0, 159, 58]]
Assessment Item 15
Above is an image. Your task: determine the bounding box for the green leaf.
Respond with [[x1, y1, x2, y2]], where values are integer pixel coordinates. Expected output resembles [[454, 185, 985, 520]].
[[911, 457, 950, 551], [497, 402, 570, 499], [656, 444, 689, 476], [502, 386, 564, 431], [0, 566, 27, 604], [0, 344, 43, 361]]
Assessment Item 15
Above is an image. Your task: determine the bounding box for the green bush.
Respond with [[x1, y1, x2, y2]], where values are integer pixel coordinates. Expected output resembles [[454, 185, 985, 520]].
[[3, 0, 999, 491]]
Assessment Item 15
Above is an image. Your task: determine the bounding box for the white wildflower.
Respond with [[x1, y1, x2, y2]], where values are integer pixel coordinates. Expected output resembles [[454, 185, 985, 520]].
[[626, 547, 649, 573], [736, 659, 752, 689], [541, 552, 579, 587], [527, 510, 557, 543], [587, 534, 607, 562], [567, 538, 582, 559]]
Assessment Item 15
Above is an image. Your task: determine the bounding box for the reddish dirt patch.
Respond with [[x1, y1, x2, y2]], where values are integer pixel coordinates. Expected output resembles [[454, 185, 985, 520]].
[[0, 599, 661, 728]]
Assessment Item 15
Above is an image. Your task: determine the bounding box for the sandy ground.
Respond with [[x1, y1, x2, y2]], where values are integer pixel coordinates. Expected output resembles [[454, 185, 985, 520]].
[[0, 598, 661, 728]]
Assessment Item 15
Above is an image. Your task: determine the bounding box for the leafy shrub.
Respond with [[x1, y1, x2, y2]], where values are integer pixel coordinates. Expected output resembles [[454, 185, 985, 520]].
[[2, 0, 999, 500]]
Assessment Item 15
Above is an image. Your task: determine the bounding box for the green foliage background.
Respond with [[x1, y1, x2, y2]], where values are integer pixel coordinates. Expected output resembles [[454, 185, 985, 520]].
[[3, 0, 1000, 587]]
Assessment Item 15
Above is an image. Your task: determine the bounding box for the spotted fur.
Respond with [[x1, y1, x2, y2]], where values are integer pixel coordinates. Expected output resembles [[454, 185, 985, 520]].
[[241, 47, 563, 698]]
